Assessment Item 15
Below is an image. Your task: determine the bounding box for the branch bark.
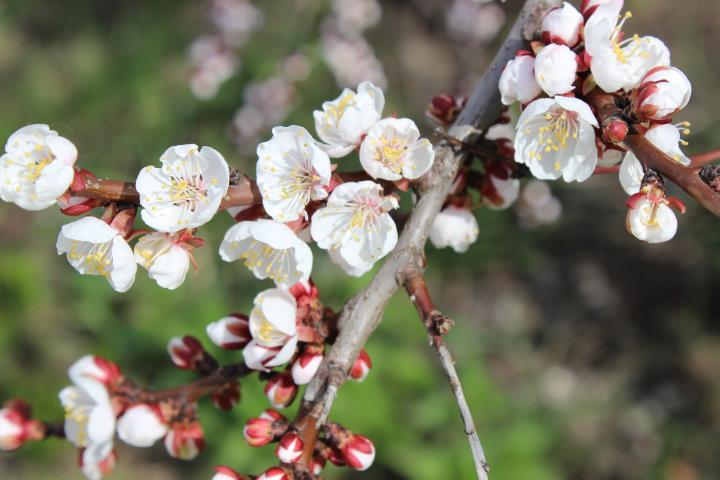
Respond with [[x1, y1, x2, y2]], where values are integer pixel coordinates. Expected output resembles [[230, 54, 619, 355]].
[[404, 271, 489, 480], [294, 0, 561, 473], [586, 90, 720, 216]]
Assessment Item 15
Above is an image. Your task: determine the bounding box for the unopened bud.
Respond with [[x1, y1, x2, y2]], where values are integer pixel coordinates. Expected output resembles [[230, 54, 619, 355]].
[[243, 409, 288, 447], [212, 466, 249, 480], [426, 94, 466, 126], [291, 349, 323, 385], [256, 467, 290, 480], [350, 349, 372, 382], [211, 382, 241, 412], [206, 314, 251, 350], [700, 165, 720, 193], [264, 371, 298, 409], [167, 336, 217, 373], [342, 434, 376, 471], [602, 117, 629, 145], [164, 421, 204, 460], [275, 432, 304, 464], [0, 399, 33, 452]]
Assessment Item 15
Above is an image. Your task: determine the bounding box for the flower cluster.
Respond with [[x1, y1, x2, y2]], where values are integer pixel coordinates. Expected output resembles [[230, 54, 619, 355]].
[[499, 0, 693, 243]]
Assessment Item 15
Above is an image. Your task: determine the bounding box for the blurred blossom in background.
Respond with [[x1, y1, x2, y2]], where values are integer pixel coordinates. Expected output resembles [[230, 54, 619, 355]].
[[1, 0, 720, 479]]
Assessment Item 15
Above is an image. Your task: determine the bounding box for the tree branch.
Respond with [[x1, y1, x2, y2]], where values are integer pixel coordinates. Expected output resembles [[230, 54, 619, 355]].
[[294, 0, 561, 473], [586, 90, 720, 216], [403, 270, 489, 480]]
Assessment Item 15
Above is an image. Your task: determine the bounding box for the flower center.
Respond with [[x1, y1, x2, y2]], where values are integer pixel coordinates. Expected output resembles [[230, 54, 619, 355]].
[[69, 240, 113, 277], [231, 239, 294, 284], [528, 109, 579, 169], [373, 136, 409, 173], [170, 175, 207, 210], [325, 93, 356, 126]]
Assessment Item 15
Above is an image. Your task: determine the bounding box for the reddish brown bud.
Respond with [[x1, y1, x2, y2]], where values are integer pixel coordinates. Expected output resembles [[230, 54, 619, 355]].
[[602, 117, 629, 144]]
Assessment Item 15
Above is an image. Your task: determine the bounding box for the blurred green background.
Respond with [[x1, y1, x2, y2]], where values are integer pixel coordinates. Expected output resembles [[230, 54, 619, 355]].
[[1, 0, 720, 479]]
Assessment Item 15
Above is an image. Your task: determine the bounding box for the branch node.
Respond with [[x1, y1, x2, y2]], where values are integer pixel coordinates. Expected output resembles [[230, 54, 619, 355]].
[[426, 310, 455, 336]]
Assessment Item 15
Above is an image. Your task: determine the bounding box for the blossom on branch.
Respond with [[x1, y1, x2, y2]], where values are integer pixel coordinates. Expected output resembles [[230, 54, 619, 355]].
[[59, 356, 120, 480], [136, 144, 229, 233], [206, 313, 251, 350], [313, 81, 385, 157], [514, 96, 599, 182], [541, 2, 584, 47], [0, 400, 34, 452], [56, 216, 137, 293], [636, 66, 692, 122], [534, 43, 578, 97], [430, 206, 479, 253], [116, 404, 167, 448], [0, 124, 77, 211], [584, 4, 670, 93], [134, 232, 195, 290], [499, 53, 542, 105], [256, 125, 332, 222], [220, 219, 313, 288], [359, 118, 435, 181], [311, 181, 398, 276]]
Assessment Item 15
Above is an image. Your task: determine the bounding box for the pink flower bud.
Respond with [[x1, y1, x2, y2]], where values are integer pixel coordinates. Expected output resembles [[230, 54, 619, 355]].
[[275, 432, 304, 464], [69, 355, 122, 387], [636, 66, 692, 122], [257, 467, 290, 480], [79, 445, 117, 480], [264, 372, 298, 409], [243, 418, 275, 447], [164, 422, 205, 460], [291, 350, 323, 385], [211, 382, 241, 412], [342, 434, 376, 471], [117, 404, 168, 448], [213, 466, 248, 480], [426, 94, 467, 126], [602, 118, 629, 144], [350, 349, 372, 382], [542, 2, 584, 47], [0, 399, 32, 452], [311, 455, 326, 475], [259, 408, 288, 423], [206, 313, 251, 350], [167, 336, 209, 371]]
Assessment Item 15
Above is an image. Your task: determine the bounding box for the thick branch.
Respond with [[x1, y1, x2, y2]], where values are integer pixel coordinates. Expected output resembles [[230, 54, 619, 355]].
[[404, 271, 489, 479], [295, 0, 560, 471], [587, 90, 720, 216]]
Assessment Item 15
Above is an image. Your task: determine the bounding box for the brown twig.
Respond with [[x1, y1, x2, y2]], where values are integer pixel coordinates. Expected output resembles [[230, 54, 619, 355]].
[[403, 270, 489, 479], [586, 89, 720, 216], [293, 0, 560, 473], [122, 362, 252, 404]]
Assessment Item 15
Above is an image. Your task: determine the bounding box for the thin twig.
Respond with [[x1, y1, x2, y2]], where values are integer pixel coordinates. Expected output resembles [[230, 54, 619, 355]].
[[690, 148, 720, 169], [404, 270, 489, 480], [293, 0, 561, 470]]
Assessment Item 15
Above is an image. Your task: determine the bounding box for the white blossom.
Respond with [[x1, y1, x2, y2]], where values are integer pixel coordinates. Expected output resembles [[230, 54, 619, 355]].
[[359, 118, 434, 181], [80, 443, 116, 480], [313, 81, 385, 157], [585, 5, 670, 93], [117, 404, 168, 448], [637, 66, 692, 121], [134, 233, 191, 290], [499, 54, 542, 106], [256, 126, 331, 222], [0, 124, 77, 211], [136, 144, 229, 233], [56, 217, 137, 293], [514, 97, 599, 182], [645, 124, 691, 166], [619, 152, 644, 195], [430, 206, 479, 253], [626, 197, 677, 243], [243, 288, 299, 370], [219, 219, 312, 288], [542, 2, 584, 47], [311, 181, 398, 276], [59, 358, 116, 474], [534, 44, 578, 97]]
